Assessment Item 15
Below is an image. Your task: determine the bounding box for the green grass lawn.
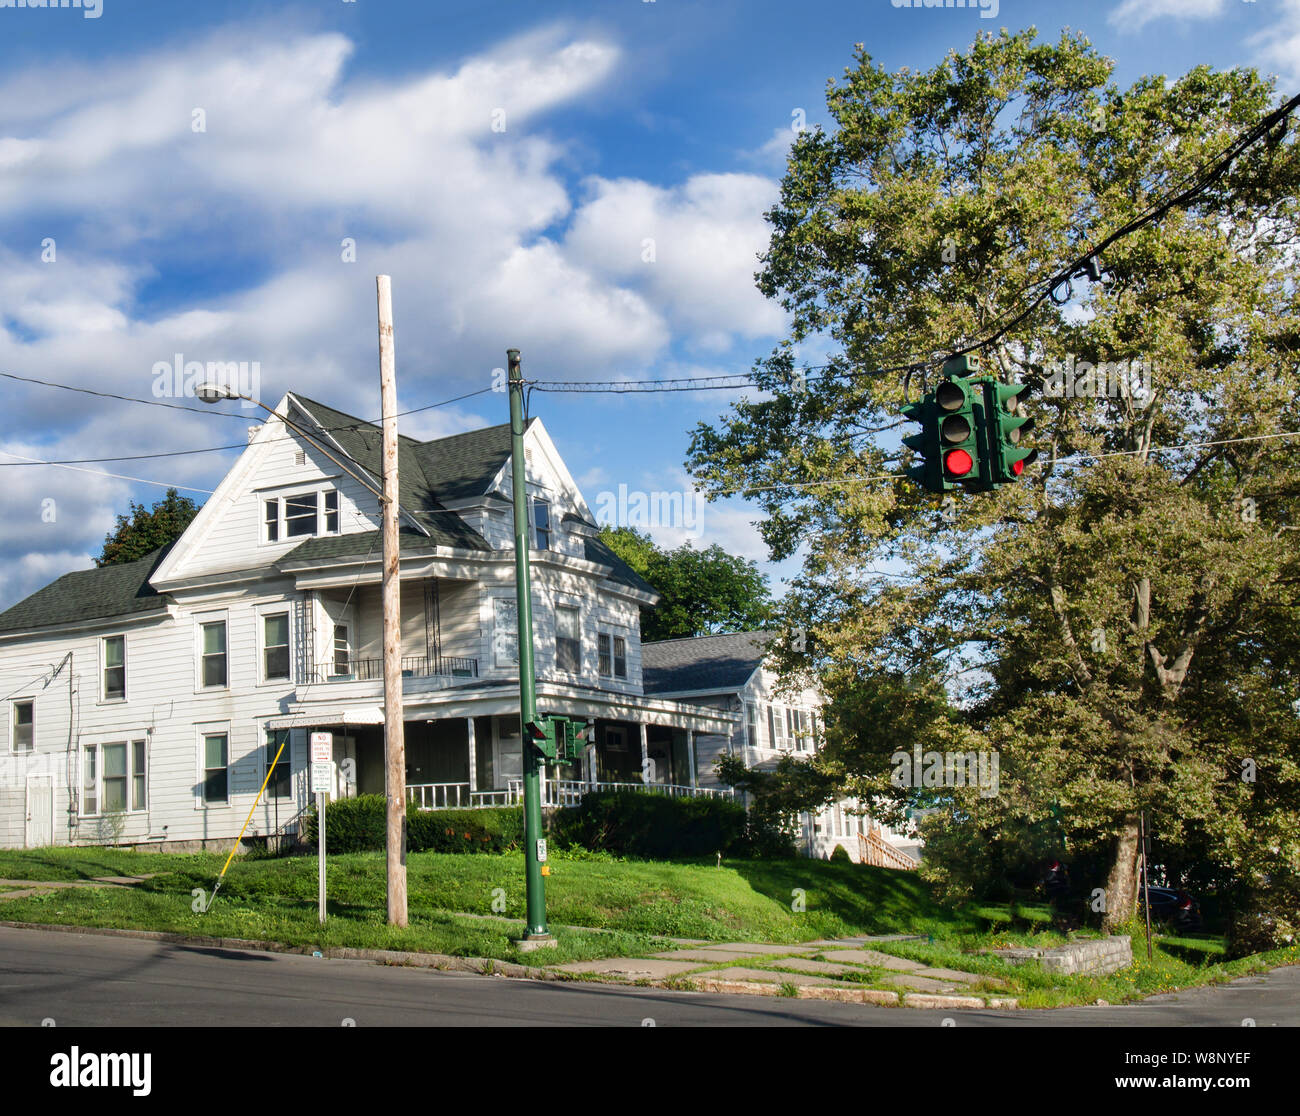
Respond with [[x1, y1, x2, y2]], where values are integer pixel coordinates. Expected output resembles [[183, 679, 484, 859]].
[[1, 845, 1295, 1007]]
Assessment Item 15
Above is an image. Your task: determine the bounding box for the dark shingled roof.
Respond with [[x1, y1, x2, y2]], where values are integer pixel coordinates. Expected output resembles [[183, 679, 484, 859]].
[[584, 537, 659, 597], [0, 545, 172, 635], [411, 422, 518, 502], [641, 630, 775, 694], [288, 394, 493, 551]]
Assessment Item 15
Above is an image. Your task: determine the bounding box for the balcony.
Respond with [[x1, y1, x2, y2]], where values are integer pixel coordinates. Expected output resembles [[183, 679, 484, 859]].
[[306, 655, 478, 685]]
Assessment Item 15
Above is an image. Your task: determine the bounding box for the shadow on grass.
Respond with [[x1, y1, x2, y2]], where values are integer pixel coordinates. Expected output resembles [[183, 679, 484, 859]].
[[724, 857, 971, 936]]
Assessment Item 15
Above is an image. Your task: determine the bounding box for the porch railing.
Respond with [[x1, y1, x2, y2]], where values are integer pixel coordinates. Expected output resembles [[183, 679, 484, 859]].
[[406, 779, 732, 811], [306, 655, 478, 684]]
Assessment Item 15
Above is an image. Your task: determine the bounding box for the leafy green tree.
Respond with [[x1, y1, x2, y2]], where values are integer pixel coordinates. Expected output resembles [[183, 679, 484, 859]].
[[687, 31, 1300, 937], [96, 488, 201, 567], [600, 526, 776, 642]]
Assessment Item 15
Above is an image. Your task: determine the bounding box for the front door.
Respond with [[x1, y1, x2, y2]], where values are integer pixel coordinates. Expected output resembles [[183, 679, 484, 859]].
[[25, 774, 53, 848]]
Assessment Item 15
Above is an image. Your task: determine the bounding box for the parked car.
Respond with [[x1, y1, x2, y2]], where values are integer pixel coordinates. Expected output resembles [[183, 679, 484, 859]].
[[1140, 886, 1203, 933]]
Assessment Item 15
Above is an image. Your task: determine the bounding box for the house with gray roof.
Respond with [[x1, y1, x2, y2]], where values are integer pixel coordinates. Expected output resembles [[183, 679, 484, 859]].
[[0, 391, 738, 851], [642, 629, 920, 866]]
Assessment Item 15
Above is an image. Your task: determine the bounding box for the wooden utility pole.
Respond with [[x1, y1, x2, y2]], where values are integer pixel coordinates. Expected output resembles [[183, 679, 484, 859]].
[[377, 274, 408, 928]]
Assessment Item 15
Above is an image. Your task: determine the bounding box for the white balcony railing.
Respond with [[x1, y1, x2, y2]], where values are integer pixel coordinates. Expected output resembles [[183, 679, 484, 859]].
[[406, 779, 732, 811]]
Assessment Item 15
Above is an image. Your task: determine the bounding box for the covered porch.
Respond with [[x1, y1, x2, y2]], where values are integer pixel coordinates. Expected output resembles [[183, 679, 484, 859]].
[[272, 687, 737, 812]]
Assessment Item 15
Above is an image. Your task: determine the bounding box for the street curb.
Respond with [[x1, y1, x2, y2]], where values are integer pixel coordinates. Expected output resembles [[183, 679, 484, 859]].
[[0, 921, 1019, 1008]]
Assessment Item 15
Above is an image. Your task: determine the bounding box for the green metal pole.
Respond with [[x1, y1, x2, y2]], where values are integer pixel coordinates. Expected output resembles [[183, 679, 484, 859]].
[[508, 349, 549, 940]]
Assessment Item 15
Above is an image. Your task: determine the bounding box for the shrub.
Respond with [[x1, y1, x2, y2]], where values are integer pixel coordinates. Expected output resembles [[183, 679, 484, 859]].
[[550, 791, 750, 859], [301, 795, 522, 854], [829, 843, 852, 863]]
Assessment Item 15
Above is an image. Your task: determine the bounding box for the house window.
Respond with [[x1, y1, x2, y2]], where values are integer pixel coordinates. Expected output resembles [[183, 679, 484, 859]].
[[493, 599, 518, 668], [613, 636, 627, 679], [598, 633, 612, 676], [80, 738, 147, 815], [284, 492, 318, 537], [333, 624, 350, 675], [555, 606, 580, 673], [11, 700, 34, 754], [201, 621, 227, 688], [264, 489, 340, 542], [265, 729, 292, 799], [745, 701, 759, 750], [103, 635, 126, 700], [203, 732, 229, 804], [768, 704, 787, 750], [532, 498, 551, 550], [263, 613, 290, 682]]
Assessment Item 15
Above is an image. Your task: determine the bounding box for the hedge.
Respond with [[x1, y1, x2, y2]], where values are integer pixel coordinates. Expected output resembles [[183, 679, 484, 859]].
[[301, 794, 523, 854], [550, 790, 755, 859]]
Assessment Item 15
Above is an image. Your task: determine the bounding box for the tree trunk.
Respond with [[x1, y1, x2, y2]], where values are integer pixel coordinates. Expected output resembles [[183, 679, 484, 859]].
[[1102, 812, 1142, 932]]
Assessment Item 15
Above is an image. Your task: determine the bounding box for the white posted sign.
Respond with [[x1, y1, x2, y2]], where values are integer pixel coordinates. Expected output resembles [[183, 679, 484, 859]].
[[310, 732, 333, 795]]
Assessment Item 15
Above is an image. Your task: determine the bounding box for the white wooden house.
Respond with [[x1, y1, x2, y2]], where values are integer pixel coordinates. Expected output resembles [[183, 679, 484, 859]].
[[642, 630, 920, 866], [0, 393, 739, 850]]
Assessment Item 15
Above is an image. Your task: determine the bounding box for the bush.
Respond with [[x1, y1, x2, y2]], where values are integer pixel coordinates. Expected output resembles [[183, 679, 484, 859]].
[[301, 795, 523, 854], [830, 843, 852, 863], [550, 791, 750, 859]]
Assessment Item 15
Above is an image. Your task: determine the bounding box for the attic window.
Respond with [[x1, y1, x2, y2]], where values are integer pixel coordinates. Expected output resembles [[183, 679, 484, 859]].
[[263, 487, 341, 542]]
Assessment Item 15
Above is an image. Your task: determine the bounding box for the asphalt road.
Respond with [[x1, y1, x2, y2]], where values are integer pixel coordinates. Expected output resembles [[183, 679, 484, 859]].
[[1, 926, 1297, 1027]]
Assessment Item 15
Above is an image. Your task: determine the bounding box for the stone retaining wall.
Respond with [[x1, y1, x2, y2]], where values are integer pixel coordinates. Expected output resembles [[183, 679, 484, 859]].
[[993, 935, 1132, 976]]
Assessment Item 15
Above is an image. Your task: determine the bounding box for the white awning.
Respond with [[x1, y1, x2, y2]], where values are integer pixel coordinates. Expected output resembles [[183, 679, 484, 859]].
[[265, 707, 384, 729]]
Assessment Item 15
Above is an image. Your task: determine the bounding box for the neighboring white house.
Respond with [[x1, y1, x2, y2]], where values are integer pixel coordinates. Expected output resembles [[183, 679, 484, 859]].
[[0, 392, 741, 851], [642, 630, 921, 867]]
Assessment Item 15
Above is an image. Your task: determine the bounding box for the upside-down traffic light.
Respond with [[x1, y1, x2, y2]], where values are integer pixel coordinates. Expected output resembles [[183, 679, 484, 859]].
[[901, 354, 989, 493], [524, 717, 557, 760]]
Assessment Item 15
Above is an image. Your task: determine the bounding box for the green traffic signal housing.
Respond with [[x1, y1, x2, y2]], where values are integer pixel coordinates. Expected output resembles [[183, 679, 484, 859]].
[[934, 374, 988, 488], [984, 380, 1039, 483], [529, 714, 592, 763]]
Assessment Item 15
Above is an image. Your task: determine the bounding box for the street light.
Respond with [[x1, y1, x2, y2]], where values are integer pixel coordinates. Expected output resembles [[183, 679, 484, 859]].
[[195, 383, 385, 502]]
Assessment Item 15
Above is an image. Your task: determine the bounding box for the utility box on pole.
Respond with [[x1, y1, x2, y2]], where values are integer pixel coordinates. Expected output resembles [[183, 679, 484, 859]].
[[508, 348, 556, 950]]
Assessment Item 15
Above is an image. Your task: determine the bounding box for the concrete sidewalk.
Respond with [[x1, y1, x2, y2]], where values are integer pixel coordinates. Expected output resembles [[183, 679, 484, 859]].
[[545, 933, 1019, 1009]]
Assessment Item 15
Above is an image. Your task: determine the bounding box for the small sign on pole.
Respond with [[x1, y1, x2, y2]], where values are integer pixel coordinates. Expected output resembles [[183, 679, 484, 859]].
[[310, 732, 333, 924]]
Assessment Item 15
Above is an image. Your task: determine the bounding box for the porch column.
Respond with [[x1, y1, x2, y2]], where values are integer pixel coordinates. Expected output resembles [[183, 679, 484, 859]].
[[466, 717, 477, 794], [686, 730, 697, 789], [639, 722, 650, 783]]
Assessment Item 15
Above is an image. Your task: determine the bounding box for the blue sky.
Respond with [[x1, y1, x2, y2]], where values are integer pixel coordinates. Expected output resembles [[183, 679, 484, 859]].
[[0, 0, 1295, 609]]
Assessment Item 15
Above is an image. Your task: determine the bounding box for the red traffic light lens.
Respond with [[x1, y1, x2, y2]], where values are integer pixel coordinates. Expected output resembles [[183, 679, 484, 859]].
[[945, 449, 973, 477], [1012, 459, 1024, 476]]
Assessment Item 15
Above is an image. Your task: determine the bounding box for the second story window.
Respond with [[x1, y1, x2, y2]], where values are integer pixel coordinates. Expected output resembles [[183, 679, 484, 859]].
[[333, 624, 351, 675], [201, 621, 227, 688], [263, 488, 340, 543], [493, 599, 519, 668], [613, 636, 627, 679], [11, 700, 34, 754], [555, 606, 580, 673], [263, 614, 290, 682], [102, 635, 125, 701], [745, 701, 759, 750], [598, 633, 612, 676], [532, 498, 551, 550]]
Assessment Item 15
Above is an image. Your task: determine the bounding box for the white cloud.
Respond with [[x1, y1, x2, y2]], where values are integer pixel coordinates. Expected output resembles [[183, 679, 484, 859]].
[[1108, 0, 1225, 33], [564, 172, 785, 351], [1248, 0, 1300, 86], [0, 23, 789, 608]]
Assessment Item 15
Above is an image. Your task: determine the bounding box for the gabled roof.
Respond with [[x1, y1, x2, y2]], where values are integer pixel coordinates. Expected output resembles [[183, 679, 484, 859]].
[[0, 545, 173, 635], [411, 422, 519, 502], [641, 629, 776, 694]]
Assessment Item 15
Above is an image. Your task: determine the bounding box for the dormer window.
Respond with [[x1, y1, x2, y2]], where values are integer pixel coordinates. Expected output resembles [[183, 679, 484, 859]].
[[263, 488, 340, 542]]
